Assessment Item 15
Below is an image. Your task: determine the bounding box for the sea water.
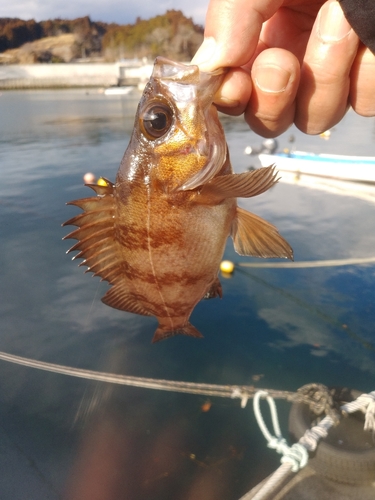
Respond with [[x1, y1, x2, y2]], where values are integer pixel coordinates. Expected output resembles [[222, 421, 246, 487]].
[[0, 88, 375, 499]]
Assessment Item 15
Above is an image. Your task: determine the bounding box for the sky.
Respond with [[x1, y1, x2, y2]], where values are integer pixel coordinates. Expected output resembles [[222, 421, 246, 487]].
[[0, 0, 209, 26]]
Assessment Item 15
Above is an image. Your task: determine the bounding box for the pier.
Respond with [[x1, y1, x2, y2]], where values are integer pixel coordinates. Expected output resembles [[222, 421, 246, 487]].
[[0, 60, 154, 90]]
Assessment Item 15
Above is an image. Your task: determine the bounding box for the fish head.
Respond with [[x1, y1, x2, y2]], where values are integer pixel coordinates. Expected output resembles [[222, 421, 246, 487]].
[[120, 57, 227, 192]]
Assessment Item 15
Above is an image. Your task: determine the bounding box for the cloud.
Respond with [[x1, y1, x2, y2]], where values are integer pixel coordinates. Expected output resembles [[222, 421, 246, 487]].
[[258, 299, 375, 374], [0, 0, 208, 26]]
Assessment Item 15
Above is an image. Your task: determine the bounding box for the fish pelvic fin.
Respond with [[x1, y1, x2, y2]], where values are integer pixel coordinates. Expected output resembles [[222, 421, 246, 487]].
[[231, 206, 293, 260], [152, 323, 203, 343], [198, 165, 278, 204], [203, 278, 223, 300]]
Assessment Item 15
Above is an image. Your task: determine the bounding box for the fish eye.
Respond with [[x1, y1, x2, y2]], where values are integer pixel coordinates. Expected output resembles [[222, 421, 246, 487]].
[[141, 103, 173, 140]]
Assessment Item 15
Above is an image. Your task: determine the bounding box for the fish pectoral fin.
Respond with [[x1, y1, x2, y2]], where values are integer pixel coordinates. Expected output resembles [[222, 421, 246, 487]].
[[102, 284, 152, 316], [231, 206, 293, 260], [198, 165, 278, 204], [152, 323, 203, 343], [203, 278, 223, 300]]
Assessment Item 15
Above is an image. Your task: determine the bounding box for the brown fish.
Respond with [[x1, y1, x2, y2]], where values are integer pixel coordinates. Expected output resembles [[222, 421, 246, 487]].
[[63, 57, 293, 343]]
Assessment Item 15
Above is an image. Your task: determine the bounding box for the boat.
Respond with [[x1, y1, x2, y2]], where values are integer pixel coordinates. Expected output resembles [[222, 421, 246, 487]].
[[258, 150, 375, 184], [104, 86, 134, 96]]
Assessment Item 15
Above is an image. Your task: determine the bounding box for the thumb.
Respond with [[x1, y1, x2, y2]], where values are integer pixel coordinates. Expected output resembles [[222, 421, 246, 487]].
[[191, 0, 283, 71]]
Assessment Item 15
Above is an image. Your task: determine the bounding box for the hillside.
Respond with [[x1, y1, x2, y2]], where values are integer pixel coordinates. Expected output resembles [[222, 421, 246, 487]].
[[0, 12, 203, 63]]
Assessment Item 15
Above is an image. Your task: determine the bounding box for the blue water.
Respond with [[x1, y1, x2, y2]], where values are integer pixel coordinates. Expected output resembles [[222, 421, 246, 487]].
[[1, 88, 375, 499]]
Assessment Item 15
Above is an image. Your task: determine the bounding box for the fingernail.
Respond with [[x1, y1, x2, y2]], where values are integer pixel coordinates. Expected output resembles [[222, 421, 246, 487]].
[[214, 95, 240, 108], [254, 66, 291, 93], [318, 1, 352, 42], [191, 37, 218, 71]]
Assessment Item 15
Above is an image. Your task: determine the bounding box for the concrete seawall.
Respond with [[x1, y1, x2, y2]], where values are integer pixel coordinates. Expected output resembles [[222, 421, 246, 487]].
[[0, 62, 154, 89]]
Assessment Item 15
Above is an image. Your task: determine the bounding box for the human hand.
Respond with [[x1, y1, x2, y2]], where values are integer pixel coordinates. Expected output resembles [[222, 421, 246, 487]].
[[191, 0, 375, 137]]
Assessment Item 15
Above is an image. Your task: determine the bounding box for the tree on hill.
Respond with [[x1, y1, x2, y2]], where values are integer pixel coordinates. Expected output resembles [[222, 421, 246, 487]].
[[0, 16, 109, 56], [0, 19, 42, 51], [101, 10, 203, 61]]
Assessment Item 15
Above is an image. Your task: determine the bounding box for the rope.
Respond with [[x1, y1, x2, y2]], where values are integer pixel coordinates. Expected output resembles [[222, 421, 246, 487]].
[[238, 256, 375, 269], [242, 389, 375, 500], [0, 350, 294, 403], [239, 463, 293, 500], [253, 391, 309, 472], [341, 391, 375, 433], [0, 351, 373, 499], [239, 391, 309, 500]]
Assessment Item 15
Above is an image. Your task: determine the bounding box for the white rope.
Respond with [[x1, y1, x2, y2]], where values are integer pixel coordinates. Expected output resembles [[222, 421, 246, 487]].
[[341, 391, 375, 433], [297, 415, 333, 452], [241, 390, 375, 500], [238, 256, 375, 269], [241, 391, 309, 500], [253, 391, 309, 472], [239, 462, 293, 500]]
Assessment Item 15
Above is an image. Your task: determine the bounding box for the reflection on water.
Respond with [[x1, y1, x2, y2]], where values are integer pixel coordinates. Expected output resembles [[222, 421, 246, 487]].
[[0, 89, 375, 499]]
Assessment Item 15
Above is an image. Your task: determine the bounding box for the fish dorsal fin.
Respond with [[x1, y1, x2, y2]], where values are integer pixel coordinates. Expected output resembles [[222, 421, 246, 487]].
[[231, 206, 293, 259], [63, 182, 124, 284], [199, 165, 278, 204], [101, 283, 152, 316]]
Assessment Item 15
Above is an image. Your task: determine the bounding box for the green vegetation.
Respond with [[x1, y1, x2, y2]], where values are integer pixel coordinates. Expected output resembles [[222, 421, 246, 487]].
[[102, 10, 203, 60]]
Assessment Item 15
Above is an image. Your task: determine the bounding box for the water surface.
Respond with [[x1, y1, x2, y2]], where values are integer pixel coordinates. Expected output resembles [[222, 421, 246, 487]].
[[1, 88, 375, 499]]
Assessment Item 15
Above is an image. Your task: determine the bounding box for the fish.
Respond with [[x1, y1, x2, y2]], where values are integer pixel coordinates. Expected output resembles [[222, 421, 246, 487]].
[[63, 57, 293, 343]]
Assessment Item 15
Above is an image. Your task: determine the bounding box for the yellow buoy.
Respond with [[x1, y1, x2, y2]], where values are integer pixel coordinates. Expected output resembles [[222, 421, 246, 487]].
[[220, 260, 235, 274], [97, 177, 108, 187]]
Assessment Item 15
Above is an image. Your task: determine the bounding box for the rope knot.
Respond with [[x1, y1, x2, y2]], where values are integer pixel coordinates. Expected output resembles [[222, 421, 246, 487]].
[[231, 387, 250, 408], [253, 390, 309, 474], [267, 436, 289, 454], [280, 443, 309, 472]]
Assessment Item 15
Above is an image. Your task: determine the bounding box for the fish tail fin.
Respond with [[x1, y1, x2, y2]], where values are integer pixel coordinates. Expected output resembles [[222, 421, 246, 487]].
[[152, 323, 203, 343]]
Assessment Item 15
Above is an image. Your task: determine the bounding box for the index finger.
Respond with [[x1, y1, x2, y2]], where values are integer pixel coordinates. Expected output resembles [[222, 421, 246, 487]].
[[191, 0, 284, 71]]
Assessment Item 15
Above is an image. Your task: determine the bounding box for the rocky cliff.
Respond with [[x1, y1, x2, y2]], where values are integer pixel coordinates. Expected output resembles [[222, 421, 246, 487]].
[[0, 12, 203, 64]]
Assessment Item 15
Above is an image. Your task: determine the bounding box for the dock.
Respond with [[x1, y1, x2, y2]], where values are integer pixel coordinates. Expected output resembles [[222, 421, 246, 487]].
[[0, 60, 154, 90]]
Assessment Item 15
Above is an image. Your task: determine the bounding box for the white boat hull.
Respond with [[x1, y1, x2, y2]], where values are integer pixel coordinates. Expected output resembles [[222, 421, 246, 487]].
[[259, 151, 375, 184]]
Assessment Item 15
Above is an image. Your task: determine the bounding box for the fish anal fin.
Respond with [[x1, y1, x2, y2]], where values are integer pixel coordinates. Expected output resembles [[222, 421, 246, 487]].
[[152, 323, 203, 343], [102, 285, 152, 316], [199, 165, 278, 204], [231, 206, 293, 260], [203, 278, 223, 300]]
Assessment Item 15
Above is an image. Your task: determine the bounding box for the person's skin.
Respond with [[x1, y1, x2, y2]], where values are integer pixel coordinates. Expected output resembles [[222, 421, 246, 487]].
[[191, 0, 375, 137]]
